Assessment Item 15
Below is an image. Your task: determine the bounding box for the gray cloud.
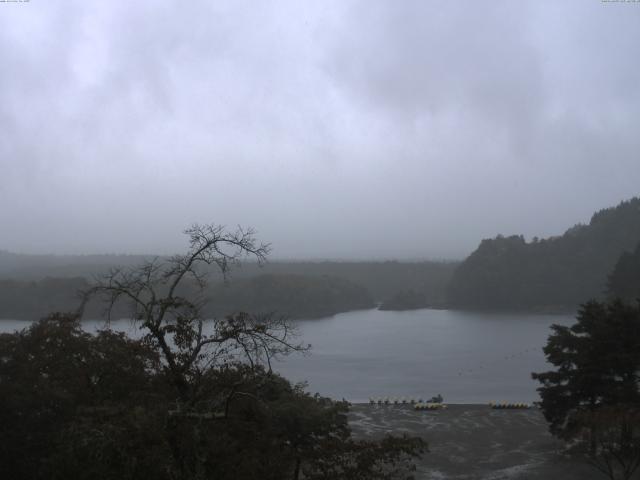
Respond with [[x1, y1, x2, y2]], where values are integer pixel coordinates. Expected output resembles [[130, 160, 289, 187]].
[[1, 0, 639, 259]]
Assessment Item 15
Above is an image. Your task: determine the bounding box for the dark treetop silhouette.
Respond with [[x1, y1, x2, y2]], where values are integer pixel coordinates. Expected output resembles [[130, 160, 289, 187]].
[[81, 224, 304, 400]]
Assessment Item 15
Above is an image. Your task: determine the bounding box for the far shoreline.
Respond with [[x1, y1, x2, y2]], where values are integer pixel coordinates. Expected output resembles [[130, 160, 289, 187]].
[[0, 304, 578, 323]]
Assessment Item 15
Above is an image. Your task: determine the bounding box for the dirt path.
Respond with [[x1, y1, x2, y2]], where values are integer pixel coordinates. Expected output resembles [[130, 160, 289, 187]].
[[348, 404, 601, 480]]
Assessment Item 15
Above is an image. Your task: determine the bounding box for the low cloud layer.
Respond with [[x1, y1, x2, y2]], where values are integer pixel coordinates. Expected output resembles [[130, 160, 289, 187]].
[[1, 0, 639, 259]]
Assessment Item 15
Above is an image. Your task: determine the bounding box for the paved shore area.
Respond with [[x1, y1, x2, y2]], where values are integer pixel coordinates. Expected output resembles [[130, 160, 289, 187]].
[[348, 404, 600, 480]]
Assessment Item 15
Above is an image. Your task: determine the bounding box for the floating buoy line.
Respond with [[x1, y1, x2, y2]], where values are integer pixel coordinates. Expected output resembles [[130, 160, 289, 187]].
[[489, 402, 531, 409], [367, 398, 448, 409], [369, 397, 421, 405], [367, 398, 532, 410], [363, 347, 543, 408], [414, 402, 447, 410]]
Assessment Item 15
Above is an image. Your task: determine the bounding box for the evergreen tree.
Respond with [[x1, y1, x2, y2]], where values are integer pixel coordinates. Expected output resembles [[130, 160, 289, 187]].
[[533, 300, 640, 479]]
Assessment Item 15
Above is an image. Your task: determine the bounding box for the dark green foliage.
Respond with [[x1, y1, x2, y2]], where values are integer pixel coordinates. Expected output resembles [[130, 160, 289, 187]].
[[0, 277, 90, 320], [0, 314, 425, 480], [532, 299, 640, 439], [448, 198, 640, 310], [533, 299, 640, 479], [0, 274, 373, 320], [608, 242, 640, 303], [206, 274, 374, 318], [0, 313, 171, 480]]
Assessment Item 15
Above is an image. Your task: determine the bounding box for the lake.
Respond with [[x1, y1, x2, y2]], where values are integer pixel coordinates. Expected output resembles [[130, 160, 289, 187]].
[[0, 308, 574, 404]]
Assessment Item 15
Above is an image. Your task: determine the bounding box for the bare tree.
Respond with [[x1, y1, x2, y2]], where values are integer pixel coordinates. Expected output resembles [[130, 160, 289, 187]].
[[81, 224, 306, 403]]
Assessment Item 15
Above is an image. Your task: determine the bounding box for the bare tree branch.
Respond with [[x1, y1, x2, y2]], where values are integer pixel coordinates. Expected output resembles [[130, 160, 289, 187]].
[[81, 224, 301, 403]]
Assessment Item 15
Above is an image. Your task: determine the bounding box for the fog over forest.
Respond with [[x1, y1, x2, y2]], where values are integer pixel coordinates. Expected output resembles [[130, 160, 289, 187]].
[[1, 1, 639, 259]]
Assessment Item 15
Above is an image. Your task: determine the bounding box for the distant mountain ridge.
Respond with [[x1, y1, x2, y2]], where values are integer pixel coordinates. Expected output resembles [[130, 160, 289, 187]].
[[447, 197, 640, 310]]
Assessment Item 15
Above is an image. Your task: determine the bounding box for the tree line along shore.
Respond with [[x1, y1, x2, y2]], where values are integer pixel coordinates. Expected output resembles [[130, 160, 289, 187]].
[[1, 197, 639, 320]]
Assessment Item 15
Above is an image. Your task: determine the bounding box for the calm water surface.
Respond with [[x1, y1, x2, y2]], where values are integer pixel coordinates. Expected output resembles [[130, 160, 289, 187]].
[[1, 308, 573, 403], [280, 308, 573, 403]]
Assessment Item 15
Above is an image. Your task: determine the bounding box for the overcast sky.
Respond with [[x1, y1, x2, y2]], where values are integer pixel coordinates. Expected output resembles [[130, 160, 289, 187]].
[[1, 0, 639, 259]]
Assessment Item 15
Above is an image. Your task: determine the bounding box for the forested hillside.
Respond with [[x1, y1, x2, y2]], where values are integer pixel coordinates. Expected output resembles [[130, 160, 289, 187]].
[[205, 274, 374, 319], [447, 198, 640, 310], [0, 253, 457, 317], [231, 261, 457, 304], [0, 277, 90, 320], [0, 253, 456, 303], [0, 274, 374, 321], [608, 241, 640, 303]]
